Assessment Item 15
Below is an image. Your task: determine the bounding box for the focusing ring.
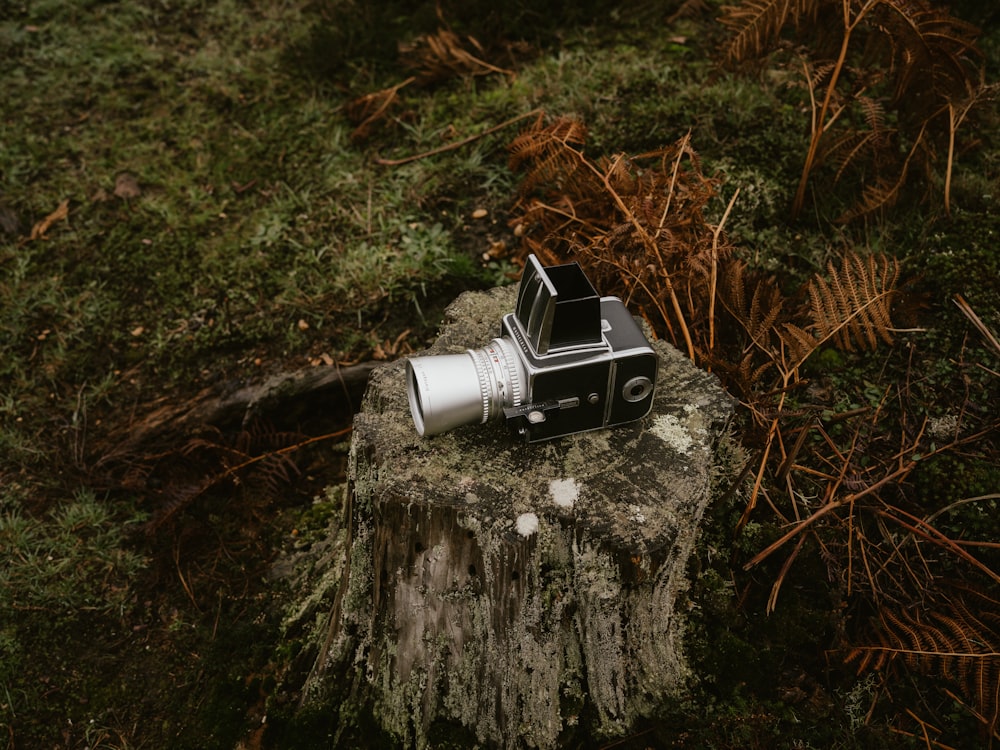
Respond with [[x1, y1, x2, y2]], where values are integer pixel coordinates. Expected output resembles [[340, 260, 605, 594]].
[[468, 338, 526, 424], [468, 348, 493, 423], [492, 338, 524, 409]]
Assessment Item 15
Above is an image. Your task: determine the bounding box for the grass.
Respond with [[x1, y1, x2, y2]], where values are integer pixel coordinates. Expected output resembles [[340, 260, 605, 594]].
[[0, 487, 146, 614], [2, 0, 501, 395], [1, 0, 999, 747]]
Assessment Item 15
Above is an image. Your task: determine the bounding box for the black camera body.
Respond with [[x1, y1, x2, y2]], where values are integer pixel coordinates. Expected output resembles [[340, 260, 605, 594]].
[[406, 255, 658, 443]]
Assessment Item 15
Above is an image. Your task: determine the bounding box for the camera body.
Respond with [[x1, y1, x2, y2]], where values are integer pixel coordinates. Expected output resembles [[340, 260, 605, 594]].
[[406, 255, 657, 443]]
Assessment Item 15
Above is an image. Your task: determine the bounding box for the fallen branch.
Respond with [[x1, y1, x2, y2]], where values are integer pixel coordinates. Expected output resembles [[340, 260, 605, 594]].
[[98, 360, 378, 458]]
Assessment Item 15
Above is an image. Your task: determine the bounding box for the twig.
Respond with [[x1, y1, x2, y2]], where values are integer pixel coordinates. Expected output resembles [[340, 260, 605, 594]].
[[374, 108, 543, 166], [351, 77, 416, 141], [876, 505, 1000, 586], [97, 360, 377, 458], [954, 294, 1000, 357], [766, 532, 806, 613], [592, 152, 695, 359], [709, 187, 740, 354], [924, 493, 1000, 526]]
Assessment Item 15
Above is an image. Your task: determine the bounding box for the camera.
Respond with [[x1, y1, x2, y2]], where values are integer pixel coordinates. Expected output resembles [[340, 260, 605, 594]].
[[405, 255, 658, 443]]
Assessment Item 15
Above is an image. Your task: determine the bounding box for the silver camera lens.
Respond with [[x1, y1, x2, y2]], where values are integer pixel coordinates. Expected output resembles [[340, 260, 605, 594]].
[[406, 338, 526, 437]]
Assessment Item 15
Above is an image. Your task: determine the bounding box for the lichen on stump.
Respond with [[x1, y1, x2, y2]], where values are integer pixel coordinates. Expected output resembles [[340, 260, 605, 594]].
[[313, 285, 735, 749]]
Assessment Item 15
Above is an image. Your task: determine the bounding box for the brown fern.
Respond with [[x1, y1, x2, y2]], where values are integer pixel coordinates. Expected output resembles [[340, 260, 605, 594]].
[[346, 26, 515, 144], [848, 587, 1000, 739], [507, 115, 592, 196], [142, 422, 314, 534], [508, 119, 727, 361], [345, 78, 415, 142], [399, 28, 513, 84], [720, 251, 904, 534], [806, 251, 900, 352], [719, 259, 786, 357], [720, 0, 820, 63], [873, 1, 982, 108], [825, 96, 890, 183], [722, 0, 987, 219]]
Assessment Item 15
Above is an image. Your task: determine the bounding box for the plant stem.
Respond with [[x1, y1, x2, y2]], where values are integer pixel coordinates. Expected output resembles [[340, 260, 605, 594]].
[[792, 0, 879, 218], [709, 188, 740, 355]]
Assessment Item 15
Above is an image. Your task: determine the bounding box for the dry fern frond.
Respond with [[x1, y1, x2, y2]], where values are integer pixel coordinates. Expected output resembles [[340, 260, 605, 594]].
[[347, 27, 512, 142], [722, 0, 985, 219], [720, 0, 819, 63], [778, 322, 820, 368], [720, 259, 786, 355], [508, 116, 593, 198], [848, 588, 1000, 738], [143, 422, 304, 533], [859, 94, 888, 139], [507, 124, 725, 360], [876, 0, 982, 106], [711, 350, 777, 404], [837, 173, 905, 222], [820, 96, 893, 184], [667, 0, 711, 24], [345, 78, 415, 142], [807, 251, 900, 351], [836, 122, 923, 222], [399, 28, 513, 85], [508, 116, 588, 168], [826, 130, 885, 184]]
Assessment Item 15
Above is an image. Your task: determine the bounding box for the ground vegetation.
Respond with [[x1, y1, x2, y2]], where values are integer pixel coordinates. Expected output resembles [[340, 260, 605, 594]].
[[1, 0, 998, 747]]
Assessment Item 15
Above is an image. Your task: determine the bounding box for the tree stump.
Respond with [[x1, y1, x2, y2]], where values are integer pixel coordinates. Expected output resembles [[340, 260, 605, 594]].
[[311, 285, 736, 749]]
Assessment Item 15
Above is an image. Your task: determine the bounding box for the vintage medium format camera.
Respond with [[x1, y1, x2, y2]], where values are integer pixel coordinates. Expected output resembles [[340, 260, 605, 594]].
[[405, 255, 658, 443]]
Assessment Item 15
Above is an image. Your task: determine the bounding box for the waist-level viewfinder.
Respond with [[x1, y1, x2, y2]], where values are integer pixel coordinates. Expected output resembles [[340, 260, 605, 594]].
[[515, 255, 602, 355]]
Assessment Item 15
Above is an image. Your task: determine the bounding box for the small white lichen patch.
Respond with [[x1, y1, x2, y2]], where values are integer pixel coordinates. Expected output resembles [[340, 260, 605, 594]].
[[928, 414, 959, 440], [515, 512, 539, 537], [548, 478, 579, 509], [628, 505, 646, 524], [651, 414, 693, 454]]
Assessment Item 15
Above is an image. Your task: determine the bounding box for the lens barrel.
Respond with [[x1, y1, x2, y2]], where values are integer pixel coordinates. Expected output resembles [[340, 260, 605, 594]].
[[406, 338, 525, 437]]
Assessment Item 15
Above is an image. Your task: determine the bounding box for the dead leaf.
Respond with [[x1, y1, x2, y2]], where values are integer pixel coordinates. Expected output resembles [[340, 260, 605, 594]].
[[372, 329, 412, 360], [482, 240, 507, 261], [114, 172, 142, 200], [30, 199, 70, 240]]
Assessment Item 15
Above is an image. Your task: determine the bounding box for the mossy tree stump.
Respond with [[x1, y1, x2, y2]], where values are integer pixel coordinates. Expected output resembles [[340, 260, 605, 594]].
[[310, 285, 735, 749]]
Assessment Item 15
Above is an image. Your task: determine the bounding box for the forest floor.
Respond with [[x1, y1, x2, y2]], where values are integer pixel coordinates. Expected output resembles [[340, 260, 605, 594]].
[[2, 1, 999, 748]]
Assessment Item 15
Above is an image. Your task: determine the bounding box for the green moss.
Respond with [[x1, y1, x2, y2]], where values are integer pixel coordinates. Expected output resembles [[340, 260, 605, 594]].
[[912, 455, 1000, 545], [911, 212, 1000, 315]]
